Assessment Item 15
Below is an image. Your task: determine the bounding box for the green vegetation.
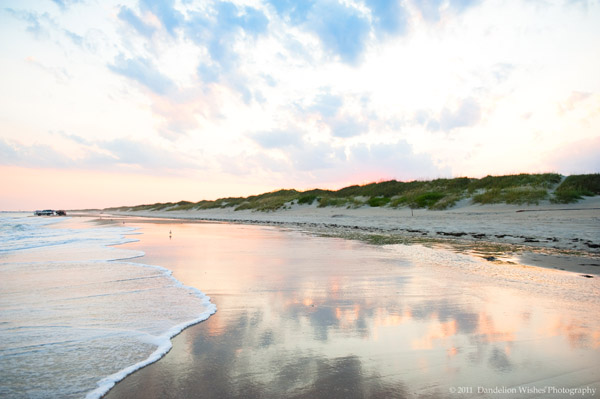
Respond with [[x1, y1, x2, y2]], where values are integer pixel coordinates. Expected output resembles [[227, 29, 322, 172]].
[[233, 189, 299, 212], [318, 197, 351, 208], [467, 173, 561, 191], [552, 173, 600, 203], [120, 202, 173, 212], [470, 173, 560, 205], [413, 191, 445, 208], [108, 173, 599, 213], [298, 194, 318, 205], [367, 197, 391, 207], [167, 201, 196, 211], [196, 197, 246, 209], [472, 188, 549, 205]]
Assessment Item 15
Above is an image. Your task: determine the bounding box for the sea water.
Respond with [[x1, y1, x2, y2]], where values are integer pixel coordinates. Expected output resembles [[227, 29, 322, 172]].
[[0, 213, 216, 399]]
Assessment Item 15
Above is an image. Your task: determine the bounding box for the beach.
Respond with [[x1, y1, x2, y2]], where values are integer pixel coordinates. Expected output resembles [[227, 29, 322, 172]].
[[4, 0, 600, 396], [2, 202, 599, 398], [93, 201, 600, 398], [103, 196, 600, 273]]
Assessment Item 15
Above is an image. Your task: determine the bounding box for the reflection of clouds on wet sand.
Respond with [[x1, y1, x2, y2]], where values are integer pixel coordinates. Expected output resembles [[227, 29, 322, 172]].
[[541, 316, 600, 349], [107, 222, 600, 399]]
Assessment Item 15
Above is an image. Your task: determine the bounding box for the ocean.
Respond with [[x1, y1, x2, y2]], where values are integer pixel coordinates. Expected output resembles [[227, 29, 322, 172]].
[[0, 213, 216, 399]]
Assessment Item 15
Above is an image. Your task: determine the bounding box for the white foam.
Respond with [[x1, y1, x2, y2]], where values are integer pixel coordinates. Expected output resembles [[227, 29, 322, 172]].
[[86, 303, 217, 399], [0, 214, 217, 399], [0, 214, 139, 253]]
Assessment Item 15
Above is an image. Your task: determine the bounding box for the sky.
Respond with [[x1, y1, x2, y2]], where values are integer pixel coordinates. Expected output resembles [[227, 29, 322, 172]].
[[1, 0, 599, 210]]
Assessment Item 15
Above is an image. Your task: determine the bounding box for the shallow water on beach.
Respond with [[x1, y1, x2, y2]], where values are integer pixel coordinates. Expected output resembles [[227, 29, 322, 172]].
[[106, 220, 600, 399], [0, 214, 215, 399]]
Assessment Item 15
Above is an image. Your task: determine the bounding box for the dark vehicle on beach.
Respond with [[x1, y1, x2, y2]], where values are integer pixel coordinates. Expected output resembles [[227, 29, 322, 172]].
[[33, 210, 66, 216], [34, 210, 55, 216]]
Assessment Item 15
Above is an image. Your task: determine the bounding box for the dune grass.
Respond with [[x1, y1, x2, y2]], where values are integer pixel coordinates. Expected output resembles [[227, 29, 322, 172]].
[[107, 173, 599, 213], [467, 173, 561, 191], [233, 189, 300, 212], [472, 188, 549, 205], [469, 173, 560, 205], [367, 197, 391, 207], [552, 174, 600, 203], [298, 194, 318, 205], [318, 197, 351, 207]]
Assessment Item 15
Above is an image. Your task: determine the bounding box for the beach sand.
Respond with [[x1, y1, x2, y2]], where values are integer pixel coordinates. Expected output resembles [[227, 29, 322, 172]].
[[89, 196, 600, 275], [99, 214, 600, 399]]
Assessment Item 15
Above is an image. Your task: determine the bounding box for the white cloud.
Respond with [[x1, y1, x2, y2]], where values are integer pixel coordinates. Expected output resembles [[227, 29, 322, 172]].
[[1, 0, 599, 207]]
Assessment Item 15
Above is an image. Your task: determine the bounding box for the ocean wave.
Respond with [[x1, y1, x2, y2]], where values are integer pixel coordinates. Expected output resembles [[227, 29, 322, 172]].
[[0, 215, 216, 399]]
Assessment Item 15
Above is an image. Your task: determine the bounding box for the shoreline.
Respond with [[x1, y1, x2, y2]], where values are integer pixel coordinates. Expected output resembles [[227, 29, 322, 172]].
[[0, 214, 216, 399], [102, 215, 600, 399], [75, 198, 600, 277]]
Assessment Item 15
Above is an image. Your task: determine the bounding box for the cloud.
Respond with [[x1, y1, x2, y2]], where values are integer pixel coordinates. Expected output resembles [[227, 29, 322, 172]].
[[6, 7, 93, 50], [329, 118, 369, 138], [98, 138, 194, 170], [559, 91, 592, 114], [366, 0, 409, 36], [282, 140, 447, 181], [419, 98, 482, 132], [306, 2, 371, 64], [414, 0, 480, 22], [25, 56, 71, 83], [304, 91, 371, 138], [491, 63, 514, 83], [54, 131, 90, 145], [239, 133, 446, 184], [268, 0, 409, 64], [51, 0, 84, 11], [309, 92, 343, 118], [186, 2, 268, 69], [63, 29, 84, 46], [414, 0, 445, 22], [110, 0, 433, 108], [439, 98, 481, 130], [139, 0, 183, 36], [115, 1, 186, 38], [108, 54, 175, 95], [348, 141, 446, 178], [212, 1, 269, 36], [450, 0, 479, 12], [197, 63, 220, 84], [0, 138, 71, 168], [4, 8, 49, 37], [250, 129, 303, 149], [118, 6, 157, 38], [290, 142, 345, 171], [0, 137, 198, 173], [182, 2, 269, 100], [228, 139, 345, 175], [148, 92, 211, 139], [267, 0, 315, 24]]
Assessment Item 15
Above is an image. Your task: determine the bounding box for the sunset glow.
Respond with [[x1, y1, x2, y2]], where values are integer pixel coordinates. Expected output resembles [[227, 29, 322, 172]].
[[1, 0, 599, 210]]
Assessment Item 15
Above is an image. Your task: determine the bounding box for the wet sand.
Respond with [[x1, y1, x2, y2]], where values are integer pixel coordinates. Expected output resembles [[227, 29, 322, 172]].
[[103, 220, 600, 399], [103, 196, 600, 255]]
